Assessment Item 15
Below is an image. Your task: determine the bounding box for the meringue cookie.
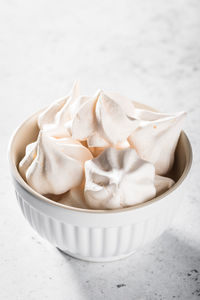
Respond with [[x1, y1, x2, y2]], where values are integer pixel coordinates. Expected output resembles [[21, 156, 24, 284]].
[[72, 91, 139, 148], [56, 175, 174, 209], [88, 139, 130, 157], [57, 187, 88, 209], [105, 91, 136, 118], [128, 110, 186, 175], [38, 80, 88, 137], [19, 131, 93, 195], [71, 90, 100, 141], [84, 148, 156, 209], [46, 173, 174, 209], [155, 175, 174, 196], [18, 81, 183, 211], [46, 185, 88, 209]]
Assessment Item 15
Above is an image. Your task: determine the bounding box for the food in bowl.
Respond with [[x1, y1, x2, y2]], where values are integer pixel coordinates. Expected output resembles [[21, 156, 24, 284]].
[[8, 83, 192, 262], [18, 81, 186, 210]]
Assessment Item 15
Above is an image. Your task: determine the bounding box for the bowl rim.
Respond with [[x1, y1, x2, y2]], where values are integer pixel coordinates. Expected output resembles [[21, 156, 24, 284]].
[[8, 104, 193, 215]]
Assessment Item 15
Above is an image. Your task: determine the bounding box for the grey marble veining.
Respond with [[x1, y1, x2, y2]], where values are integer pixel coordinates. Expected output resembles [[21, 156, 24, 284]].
[[0, 0, 200, 299]]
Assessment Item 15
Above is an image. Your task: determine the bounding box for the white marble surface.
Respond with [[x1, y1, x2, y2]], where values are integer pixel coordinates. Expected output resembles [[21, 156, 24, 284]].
[[1, 0, 200, 299]]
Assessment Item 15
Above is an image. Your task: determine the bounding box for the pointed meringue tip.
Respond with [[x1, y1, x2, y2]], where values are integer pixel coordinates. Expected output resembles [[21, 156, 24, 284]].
[[61, 79, 80, 104], [95, 89, 103, 96], [97, 90, 113, 101], [180, 111, 187, 116], [72, 79, 80, 88], [65, 79, 80, 99], [175, 110, 187, 120]]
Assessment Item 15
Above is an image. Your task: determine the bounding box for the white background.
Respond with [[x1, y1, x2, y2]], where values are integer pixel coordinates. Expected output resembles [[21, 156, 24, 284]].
[[1, 0, 200, 299]]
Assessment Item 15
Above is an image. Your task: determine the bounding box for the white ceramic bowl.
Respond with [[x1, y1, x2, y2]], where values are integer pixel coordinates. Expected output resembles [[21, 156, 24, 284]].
[[8, 104, 192, 262]]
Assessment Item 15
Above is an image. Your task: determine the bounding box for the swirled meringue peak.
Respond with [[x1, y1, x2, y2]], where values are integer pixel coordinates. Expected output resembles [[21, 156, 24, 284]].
[[38, 80, 90, 138], [19, 131, 93, 195], [18, 81, 185, 210], [128, 109, 186, 175], [84, 148, 156, 209], [72, 91, 139, 148]]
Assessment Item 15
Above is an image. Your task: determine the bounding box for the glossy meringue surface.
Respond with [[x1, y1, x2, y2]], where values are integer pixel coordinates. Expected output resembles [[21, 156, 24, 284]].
[[72, 90, 139, 148], [84, 148, 156, 209], [38, 80, 81, 137], [128, 109, 186, 175], [18, 81, 186, 209], [19, 131, 93, 195]]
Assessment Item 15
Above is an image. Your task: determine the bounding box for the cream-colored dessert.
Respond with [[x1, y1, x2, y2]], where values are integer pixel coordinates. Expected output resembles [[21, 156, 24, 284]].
[[19, 81, 186, 209], [19, 131, 92, 195], [84, 148, 174, 209], [72, 91, 139, 148], [128, 109, 186, 175], [38, 80, 82, 137], [47, 186, 88, 209]]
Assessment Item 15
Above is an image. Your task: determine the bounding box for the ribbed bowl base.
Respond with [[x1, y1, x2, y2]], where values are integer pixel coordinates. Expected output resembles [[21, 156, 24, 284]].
[[57, 248, 136, 262]]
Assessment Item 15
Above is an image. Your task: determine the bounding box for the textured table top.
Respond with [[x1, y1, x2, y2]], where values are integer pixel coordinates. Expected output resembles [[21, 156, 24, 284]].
[[1, 0, 200, 299]]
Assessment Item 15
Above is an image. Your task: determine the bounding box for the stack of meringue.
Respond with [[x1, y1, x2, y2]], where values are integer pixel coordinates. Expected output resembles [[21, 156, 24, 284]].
[[19, 81, 186, 210]]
